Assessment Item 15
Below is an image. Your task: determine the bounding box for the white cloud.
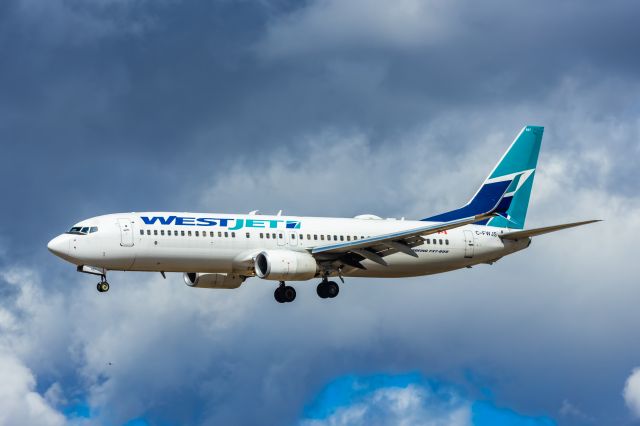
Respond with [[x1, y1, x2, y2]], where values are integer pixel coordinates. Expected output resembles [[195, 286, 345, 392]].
[[624, 368, 640, 418], [301, 384, 471, 426], [0, 351, 66, 426], [260, 0, 457, 57]]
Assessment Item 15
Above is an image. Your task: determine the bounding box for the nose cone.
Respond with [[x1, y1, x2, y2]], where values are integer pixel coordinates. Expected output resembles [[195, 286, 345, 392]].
[[47, 235, 69, 258]]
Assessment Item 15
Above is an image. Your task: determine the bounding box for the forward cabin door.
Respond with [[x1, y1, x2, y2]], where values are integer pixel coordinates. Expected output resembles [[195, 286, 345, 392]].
[[463, 230, 475, 258], [118, 218, 135, 247], [277, 231, 286, 247], [288, 231, 298, 247]]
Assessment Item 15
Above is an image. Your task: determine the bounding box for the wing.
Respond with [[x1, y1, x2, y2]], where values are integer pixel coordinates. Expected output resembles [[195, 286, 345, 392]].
[[310, 215, 490, 268], [499, 220, 601, 240], [310, 176, 517, 269]]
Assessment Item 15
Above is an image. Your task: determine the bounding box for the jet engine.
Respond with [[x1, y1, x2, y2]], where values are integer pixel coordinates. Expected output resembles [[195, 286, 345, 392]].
[[255, 250, 318, 281], [183, 272, 245, 289]]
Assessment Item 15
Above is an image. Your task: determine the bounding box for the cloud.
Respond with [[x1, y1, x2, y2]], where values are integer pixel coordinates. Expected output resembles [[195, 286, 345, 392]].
[[624, 368, 640, 418], [300, 374, 554, 426], [261, 0, 455, 57], [0, 351, 66, 426], [0, 269, 68, 426], [13, 0, 164, 45]]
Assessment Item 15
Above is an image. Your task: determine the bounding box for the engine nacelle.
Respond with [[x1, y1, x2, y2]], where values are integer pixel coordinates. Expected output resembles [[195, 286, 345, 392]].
[[183, 272, 244, 289], [255, 250, 318, 281]]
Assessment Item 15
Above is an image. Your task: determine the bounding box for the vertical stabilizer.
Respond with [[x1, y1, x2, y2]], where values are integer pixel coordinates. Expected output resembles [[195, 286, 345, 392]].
[[422, 126, 543, 229]]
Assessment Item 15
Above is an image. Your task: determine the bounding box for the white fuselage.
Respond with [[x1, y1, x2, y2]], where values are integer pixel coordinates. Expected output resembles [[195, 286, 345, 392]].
[[48, 212, 530, 279]]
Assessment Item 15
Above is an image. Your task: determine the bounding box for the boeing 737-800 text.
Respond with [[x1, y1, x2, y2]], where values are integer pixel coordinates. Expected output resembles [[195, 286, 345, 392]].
[[48, 126, 599, 303]]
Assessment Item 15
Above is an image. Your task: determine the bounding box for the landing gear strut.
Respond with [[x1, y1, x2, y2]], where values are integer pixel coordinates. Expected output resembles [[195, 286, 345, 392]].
[[274, 281, 296, 303], [316, 278, 339, 299]]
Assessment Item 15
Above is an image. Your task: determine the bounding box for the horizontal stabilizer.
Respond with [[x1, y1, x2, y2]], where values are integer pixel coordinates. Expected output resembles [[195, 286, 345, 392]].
[[500, 220, 601, 240]]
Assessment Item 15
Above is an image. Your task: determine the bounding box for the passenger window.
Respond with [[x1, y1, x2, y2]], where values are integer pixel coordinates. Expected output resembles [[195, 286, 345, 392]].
[[321, 235, 325, 240], [340, 235, 344, 241], [265, 233, 270, 239], [446, 240, 449, 245], [333, 235, 337, 241], [147, 230, 151, 236], [188, 231, 192, 236], [154, 230, 158, 236], [307, 234, 311, 240], [210, 232, 214, 237], [327, 235, 331, 240], [314, 235, 318, 240], [299, 234, 303, 240], [439, 239, 443, 245], [292, 234, 296, 239], [181, 230, 185, 236], [246, 232, 250, 238], [347, 236, 351, 241], [232, 232, 236, 238], [279, 233, 283, 239], [360, 236, 364, 239], [195, 231, 199, 237], [224, 232, 228, 238], [140, 230, 144, 235], [426, 239, 430, 244], [260, 233, 264, 239]]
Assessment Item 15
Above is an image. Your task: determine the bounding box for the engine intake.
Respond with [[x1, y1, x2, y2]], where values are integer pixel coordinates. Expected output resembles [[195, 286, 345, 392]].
[[255, 250, 318, 281], [183, 272, 244, 289]]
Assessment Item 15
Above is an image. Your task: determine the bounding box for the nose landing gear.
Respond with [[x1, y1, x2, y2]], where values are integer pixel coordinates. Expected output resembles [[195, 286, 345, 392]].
[[274, 281, 296, 303], [97, 276, 110, 293]]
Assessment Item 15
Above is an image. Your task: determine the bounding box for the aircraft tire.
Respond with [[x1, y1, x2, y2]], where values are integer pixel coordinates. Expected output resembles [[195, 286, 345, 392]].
[[274, 287, 286, 303], [99, 282, 110, 292], [316, 282, 329, 299], [326, 281, 339, 298], [283, 286, 296, 303]]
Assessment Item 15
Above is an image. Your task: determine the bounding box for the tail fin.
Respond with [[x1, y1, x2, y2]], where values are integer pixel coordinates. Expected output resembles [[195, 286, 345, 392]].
[[422, 125, 543, 229]]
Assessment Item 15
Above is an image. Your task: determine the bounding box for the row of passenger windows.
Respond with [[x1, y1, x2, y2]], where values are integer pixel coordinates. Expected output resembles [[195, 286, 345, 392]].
[[426, 238, 449, 245], [141, 229, 237, 238], [139, 228, 449, 245]]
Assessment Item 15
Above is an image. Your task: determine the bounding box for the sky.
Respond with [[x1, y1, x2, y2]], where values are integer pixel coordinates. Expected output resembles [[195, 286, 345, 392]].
[[1, 0, 639, 424]]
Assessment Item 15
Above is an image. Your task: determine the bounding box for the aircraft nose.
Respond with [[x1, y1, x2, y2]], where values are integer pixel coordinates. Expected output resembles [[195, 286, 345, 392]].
[[47, 235, 69, 257]]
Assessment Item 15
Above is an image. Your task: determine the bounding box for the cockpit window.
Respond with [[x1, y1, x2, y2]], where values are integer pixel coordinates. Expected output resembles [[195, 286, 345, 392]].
[[66, 226, 98, 235]]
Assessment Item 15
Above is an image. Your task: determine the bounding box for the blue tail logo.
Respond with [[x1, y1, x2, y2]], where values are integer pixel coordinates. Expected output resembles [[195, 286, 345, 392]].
[[423, 126, 544, 229]]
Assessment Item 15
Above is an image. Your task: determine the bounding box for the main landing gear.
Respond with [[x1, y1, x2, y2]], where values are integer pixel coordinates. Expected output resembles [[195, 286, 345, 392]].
[[317, 279, 339, 299], [274, 281, 296, 303]]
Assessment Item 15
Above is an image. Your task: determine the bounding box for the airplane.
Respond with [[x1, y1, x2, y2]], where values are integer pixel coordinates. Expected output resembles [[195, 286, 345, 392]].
[[48, 126, 600, 303]]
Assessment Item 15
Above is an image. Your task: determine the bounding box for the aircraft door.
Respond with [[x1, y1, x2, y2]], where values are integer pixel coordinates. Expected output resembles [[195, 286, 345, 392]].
[[118, 218, 135, 247], [277, 231, 286, 246], [463, 230, 475, 258], [288, 231, 298, 247]]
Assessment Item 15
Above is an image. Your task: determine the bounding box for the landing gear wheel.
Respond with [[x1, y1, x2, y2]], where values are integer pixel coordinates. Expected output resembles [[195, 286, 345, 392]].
[[98, 281, 109, 292], [274, 287, 286, 303], [316, 282, 329, 299], [326, 281, 339, 298], [283, 286, 296, 302]]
